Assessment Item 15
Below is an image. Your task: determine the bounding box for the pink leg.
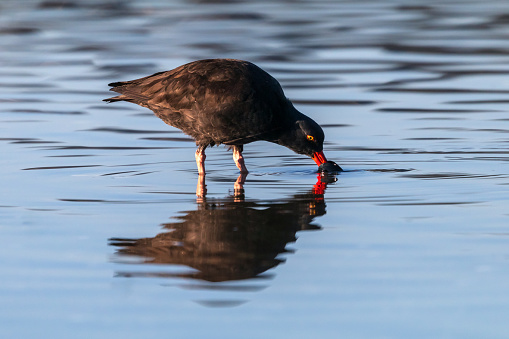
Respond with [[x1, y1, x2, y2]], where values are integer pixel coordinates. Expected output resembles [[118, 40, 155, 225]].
[[195, 146, 206, 175], [232, 146, 248, 173], [234, 173, 247, 202], [196, 174, 207, 200]]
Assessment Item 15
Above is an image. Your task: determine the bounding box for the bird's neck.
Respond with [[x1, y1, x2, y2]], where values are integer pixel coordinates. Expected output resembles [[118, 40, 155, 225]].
[[268, 107, 307, 149]]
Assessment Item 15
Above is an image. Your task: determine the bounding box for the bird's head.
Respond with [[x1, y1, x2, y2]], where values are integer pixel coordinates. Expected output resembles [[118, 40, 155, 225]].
[[276, 116, 328, 167]]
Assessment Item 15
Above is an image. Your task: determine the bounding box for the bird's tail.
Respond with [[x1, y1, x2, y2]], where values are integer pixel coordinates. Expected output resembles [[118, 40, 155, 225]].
[[103, 81, 137, 103], [103, 95, 126, 103]]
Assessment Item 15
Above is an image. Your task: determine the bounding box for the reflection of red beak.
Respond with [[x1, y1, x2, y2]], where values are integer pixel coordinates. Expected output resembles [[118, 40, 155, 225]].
[[312, 151, 327, 166], [313, 173, 327, 196]]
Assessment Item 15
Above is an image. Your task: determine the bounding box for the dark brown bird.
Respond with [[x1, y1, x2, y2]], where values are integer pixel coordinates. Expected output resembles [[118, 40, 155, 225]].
[[104, 58, 336, 174]]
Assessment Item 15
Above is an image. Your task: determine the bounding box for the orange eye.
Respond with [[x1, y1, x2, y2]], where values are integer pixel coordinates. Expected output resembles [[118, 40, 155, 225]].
[[307, 135, 315, 141]]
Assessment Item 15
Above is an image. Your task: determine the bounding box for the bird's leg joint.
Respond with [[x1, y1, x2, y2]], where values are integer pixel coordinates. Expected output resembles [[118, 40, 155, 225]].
[[233, 146, 248, 173]]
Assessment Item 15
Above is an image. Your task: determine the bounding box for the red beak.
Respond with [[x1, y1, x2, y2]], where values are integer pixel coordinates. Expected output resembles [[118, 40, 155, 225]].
[[312, 151, 327, 166]]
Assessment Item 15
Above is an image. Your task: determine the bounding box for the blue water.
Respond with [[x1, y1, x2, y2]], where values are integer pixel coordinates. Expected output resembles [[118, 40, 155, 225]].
[[2, 0, 509, 338]]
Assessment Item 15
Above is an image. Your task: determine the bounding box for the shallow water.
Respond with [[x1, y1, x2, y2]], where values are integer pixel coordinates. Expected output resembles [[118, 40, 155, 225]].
[[2, 0, 509, 338]]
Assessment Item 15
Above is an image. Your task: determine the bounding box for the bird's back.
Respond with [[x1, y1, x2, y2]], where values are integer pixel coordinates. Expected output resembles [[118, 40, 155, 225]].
[[105, 59, 292, 146]]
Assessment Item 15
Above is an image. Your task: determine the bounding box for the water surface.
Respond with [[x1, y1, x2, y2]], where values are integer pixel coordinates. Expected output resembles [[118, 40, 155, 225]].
[[2, 0, 509, 338]]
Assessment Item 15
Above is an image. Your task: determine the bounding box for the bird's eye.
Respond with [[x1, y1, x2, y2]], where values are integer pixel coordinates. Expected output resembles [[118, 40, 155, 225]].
[[307, 135, 315, 142]]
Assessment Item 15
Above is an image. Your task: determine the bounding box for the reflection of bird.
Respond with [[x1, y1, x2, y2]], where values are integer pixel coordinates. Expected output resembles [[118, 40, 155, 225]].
[[104, 59, 333, 174], [109, 190, 326, 282]]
